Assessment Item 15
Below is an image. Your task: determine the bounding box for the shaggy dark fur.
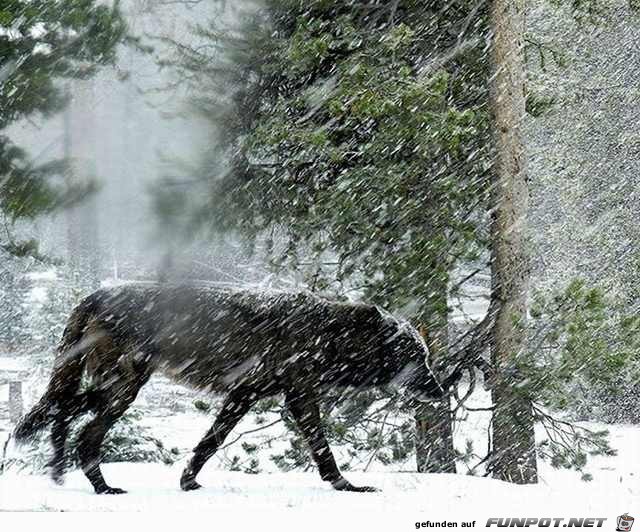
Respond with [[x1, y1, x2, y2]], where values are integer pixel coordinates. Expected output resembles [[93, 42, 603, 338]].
[[14, 284, 444, 494]]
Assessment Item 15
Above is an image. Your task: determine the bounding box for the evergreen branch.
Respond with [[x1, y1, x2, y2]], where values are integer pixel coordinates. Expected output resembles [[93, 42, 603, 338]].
[[216, 418, 283, 452], [439, 292, 500, 389]]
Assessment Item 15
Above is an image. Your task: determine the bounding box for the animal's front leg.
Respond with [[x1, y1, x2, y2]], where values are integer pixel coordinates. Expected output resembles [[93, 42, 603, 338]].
[[285, 389, 380, 493], [181, 388, 258, 491]]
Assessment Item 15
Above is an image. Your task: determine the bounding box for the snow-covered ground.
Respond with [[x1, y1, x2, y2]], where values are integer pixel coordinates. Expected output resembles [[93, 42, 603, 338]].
[[0, 395, 638, 520], [1, 369, 637, 521], [0, 356, 28, 373], [0, 439, 637, 530], [0, 457, 635, 514]]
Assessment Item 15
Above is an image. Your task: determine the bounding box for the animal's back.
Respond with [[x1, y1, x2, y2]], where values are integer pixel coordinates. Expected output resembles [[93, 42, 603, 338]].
[[83, 284, 332, 392]]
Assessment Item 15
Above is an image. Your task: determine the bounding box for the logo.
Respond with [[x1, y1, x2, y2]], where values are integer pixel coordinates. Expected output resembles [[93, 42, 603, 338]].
[[617, 514, 634, 532], [486, 517, 606, 527]]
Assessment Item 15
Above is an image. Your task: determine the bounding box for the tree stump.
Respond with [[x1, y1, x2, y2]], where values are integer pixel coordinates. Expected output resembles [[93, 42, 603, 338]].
[[8, 381, 23, 424]]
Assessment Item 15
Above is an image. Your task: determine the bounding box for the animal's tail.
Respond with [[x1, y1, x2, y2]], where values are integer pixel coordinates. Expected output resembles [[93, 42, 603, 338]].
[[13, 297, 96, 443]]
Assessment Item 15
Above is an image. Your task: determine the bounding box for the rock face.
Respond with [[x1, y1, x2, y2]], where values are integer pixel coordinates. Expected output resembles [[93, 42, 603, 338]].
[[527, 1, 640, 302]]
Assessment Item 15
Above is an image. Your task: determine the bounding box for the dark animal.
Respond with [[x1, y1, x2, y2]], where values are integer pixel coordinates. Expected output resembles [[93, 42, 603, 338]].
[[14, 284, 448, 494]]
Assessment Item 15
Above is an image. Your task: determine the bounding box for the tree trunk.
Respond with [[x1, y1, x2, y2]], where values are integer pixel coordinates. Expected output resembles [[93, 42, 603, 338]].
[[487, 0, 538, 484], [415, 293, 456, 474], [415, 396, 455, 473]]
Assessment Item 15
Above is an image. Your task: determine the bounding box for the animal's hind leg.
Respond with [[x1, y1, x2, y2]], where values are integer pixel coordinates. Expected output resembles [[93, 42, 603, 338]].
[[180, 387, 260, 491], [285, 388, 379, 493], [49, 390, 100, 484], [50, 418, 70, 484], [77, 378, 146, 495]]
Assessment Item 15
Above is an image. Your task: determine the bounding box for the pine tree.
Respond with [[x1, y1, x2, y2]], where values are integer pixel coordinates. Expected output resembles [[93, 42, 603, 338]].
[[0, 250, 32, 352], [163, 0, 493, 474], [0, 0, 127, 256], [158, 0, 636, 479]]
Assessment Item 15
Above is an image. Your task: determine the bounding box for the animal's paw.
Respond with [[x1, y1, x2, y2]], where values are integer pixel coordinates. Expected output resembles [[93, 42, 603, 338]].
[[331, 478, 380, 493], [350, 485, 380, 493], [49, 460, 66, 485], [180, 477, 202, 492], [96, 486, 127, 495], [51, 469, 65, 486]]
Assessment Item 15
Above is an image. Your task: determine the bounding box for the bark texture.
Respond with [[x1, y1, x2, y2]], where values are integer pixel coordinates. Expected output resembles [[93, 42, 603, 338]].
[[488, 0, 538, 484]]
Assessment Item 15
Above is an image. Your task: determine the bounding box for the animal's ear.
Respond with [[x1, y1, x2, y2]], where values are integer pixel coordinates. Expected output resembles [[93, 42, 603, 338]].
[[341, 303, 382, 326], [360, 304, 385, 325]]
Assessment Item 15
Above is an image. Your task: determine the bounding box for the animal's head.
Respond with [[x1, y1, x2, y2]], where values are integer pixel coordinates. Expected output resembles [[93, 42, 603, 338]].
[[377, 314, 445, 401], [341, 303, 445, 399]]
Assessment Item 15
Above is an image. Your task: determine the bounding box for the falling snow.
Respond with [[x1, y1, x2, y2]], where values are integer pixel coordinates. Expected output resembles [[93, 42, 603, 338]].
[[0, 0, 639, 523]]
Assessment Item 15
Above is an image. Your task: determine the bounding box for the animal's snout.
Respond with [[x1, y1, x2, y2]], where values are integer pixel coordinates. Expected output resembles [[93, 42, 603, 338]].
[[416, 391, 435, 403], [406, 372, 446, 402]]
